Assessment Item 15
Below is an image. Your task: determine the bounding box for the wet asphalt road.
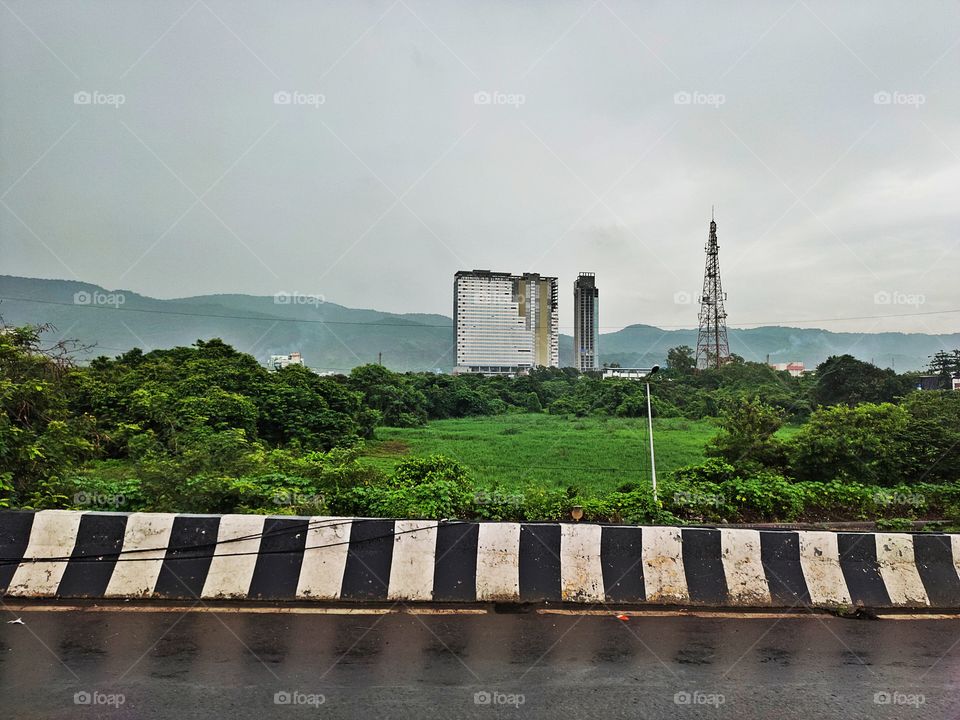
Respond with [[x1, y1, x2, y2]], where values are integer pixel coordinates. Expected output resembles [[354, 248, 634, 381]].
[[1, 607, 959, 719]]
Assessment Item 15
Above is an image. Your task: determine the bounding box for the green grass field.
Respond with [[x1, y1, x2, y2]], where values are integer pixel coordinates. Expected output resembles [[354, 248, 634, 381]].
[[361, 414, 721, 494]]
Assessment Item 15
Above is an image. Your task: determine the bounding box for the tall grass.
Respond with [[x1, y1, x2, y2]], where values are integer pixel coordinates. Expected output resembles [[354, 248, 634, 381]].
[[361, 414, 719, 494]]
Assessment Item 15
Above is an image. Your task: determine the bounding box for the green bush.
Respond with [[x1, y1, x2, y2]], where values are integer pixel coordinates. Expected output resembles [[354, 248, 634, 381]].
[[721, 473, 803, 521]]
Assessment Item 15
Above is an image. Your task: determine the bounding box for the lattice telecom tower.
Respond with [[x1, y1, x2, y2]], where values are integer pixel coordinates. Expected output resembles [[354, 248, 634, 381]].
[[696, 210, 731, 369]]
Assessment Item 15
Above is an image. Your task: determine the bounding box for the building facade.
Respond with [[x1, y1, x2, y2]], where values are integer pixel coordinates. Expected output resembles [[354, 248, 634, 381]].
[[270, 351, 303, 370], [454, 270, 558, 375], [573, 272, 599, 372], [769, 361, 805, 378]]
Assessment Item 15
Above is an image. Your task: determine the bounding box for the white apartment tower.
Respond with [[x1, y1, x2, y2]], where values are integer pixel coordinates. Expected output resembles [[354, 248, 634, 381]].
[[454, 270, 559, 375], [573, 272, 599, 372]]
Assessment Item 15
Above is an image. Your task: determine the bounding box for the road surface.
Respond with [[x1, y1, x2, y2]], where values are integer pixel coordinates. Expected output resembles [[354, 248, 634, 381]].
[[1, 606, 958, 719]]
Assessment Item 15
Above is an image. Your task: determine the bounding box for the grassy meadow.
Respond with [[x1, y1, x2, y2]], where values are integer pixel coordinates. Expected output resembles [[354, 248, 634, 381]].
[[361, 414, 721, 494]]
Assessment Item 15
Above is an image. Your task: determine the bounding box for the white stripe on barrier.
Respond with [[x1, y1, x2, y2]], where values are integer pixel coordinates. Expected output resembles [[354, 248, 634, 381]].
[[876, 533, 929, 606], [104, 513, 175, 597], [296, 517, 353, 600], [7, 510, 85, 597], [951, 536, 960, 588], [476, 523, 521, 601], [201, 515, 265, 599], [721, 529, 771, 605], [388, 520, 438, 601], [641, 526, 688, 603], [560, 524, 604, 603], [798, 531, 852, 606]]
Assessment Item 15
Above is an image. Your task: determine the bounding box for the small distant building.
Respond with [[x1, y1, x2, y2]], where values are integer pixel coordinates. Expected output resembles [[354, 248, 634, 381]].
[[602, 367, 656, 381], [271, 351, 304, 370], [918, 374, 960, 391], [769, 361, 805, 378]]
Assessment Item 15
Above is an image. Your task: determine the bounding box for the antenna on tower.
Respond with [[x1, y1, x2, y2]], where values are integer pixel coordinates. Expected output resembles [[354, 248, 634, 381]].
[[696, 212, 731, 370]]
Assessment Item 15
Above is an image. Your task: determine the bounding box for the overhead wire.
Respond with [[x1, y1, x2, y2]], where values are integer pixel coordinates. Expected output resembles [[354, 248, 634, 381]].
[[0, 517, 449, 567], [3, 295, 959, 331]]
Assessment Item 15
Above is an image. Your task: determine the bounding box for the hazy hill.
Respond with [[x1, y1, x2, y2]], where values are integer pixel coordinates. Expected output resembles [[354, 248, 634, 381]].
[[1, 276, 955, 372]]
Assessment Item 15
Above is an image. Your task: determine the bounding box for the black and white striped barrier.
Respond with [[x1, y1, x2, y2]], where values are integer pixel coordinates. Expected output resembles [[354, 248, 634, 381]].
[[2, 511, 960, 608]]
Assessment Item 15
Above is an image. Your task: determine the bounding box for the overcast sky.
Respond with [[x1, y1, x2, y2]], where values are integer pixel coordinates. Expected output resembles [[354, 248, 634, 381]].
[[1, 0, 958, 335]]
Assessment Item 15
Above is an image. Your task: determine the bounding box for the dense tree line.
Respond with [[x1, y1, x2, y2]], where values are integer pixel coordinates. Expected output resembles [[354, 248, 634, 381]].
[[1, 324, 953, 513]]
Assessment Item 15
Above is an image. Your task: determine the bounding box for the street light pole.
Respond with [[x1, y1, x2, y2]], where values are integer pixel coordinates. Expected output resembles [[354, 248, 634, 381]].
[[645, 366, 660, 503]]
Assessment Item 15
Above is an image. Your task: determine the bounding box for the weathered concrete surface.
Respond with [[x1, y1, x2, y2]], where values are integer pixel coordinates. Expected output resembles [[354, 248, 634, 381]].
[[6, 511, 960, 609]]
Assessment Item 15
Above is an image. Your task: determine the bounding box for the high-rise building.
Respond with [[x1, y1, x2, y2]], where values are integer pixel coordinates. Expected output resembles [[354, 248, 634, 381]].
[[454, 270, 558, 375], [573, 272, 599, 372]]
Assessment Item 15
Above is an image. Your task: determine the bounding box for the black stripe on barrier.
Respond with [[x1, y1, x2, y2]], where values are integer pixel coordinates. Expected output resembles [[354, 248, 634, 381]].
[[681, 528, 727, 604], [519, 524, 561, 602], [912, 535, 960, 607], [56, 513, 128, 597], [760, 531, 811, 605], [154, 515, 221, 598], [838, 533, 891, 607], [248, 518, 310, 600], [340, 520, 394, 600], [433, 522, 479, 602], [600, 526, 645, 602], [0, 511, 35, 594]]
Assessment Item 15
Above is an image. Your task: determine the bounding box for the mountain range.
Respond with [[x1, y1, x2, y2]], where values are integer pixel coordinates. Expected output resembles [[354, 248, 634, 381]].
[[0, 275, 955, 373]]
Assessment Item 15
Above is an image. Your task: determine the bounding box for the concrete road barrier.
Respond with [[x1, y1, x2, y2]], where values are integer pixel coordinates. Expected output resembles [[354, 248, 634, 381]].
[[2, 511, 960, 609]]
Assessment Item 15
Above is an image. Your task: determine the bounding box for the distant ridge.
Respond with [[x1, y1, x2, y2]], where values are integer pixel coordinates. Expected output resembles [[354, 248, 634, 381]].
[[0, 276, 956, 372]]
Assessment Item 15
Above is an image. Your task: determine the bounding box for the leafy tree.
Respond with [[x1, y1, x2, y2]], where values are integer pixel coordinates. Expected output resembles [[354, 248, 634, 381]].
[[348, 364, 427, 427], [706, 397, 787, 472], [812, 354, 913, 407], [259, 365, 373, 449], [897, 391, 960, 483], [666, 345, 696, 375], [788, 403, 912, 485], [0, 324, 95, 505]]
